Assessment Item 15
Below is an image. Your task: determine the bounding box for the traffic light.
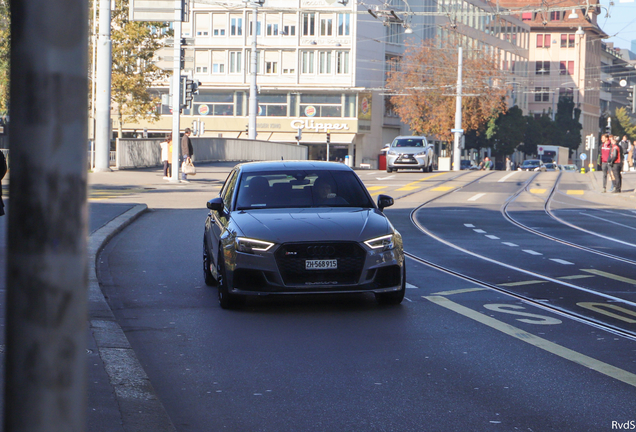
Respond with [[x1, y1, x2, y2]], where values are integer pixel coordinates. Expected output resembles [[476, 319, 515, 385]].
[[585, 135, 591, 150], [628, 85, 636, 114], [326, 132, 331, 145], [180, 77, 199, 109], [180, 48, 185, 70]]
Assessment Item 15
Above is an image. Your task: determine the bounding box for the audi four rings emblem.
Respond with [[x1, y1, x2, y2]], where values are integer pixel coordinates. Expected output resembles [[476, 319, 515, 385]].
[[306, 245, 336, 256]]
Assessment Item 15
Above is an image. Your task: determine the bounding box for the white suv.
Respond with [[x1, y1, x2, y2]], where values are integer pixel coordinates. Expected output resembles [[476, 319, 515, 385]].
[[385, 136, 434, 173]]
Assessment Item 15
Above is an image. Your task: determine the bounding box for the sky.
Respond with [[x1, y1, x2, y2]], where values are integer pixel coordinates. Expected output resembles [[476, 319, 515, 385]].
[[598, 0, 636, 51]]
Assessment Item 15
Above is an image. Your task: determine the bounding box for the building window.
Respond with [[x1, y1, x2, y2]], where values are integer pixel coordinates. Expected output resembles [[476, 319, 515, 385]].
[[550, 11, 562, 21], [265, 61, 278, 74], [568, 34, 575, 48], [521, 12, 531, 21], [320, 16, 333, 36], [301, 51, 315, 74], [300, 94, 342, 117], [213, 14, 226, 36], [336, 51, 349, 74], [386, 23, 401, 44], [559, 61, 574, 75], [258, 94, 287, 116], [534, 87, 550, 102], [303, 13, 315, 36], [267, 23, 279, 36], [536, 33, 550, 48], [229, 51, 242, 73], [282, 14, 296, 36], [249, 19, 262, 36], [282, 51, 295, 74], [535, 61, 550, 75], [230, 16, 243, 36], [193, 92, 235, 116], [319, 51, 332, 74], [195, 13, 210, 36], [560, 34, 567, 48], [559, 88, 574, 99], [337, 13, 350, 36]]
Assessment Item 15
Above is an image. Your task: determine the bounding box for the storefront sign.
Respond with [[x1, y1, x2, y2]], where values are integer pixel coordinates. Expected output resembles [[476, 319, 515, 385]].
[[290, 119, 350, 132], [197, 104, 210, 116]]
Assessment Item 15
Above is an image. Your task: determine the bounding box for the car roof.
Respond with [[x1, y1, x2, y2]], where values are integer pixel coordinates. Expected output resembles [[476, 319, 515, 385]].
[[235, 160, 354, 173]]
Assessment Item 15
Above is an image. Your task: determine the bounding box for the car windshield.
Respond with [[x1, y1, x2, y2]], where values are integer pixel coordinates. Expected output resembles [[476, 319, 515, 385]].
[[235, 170, 375, 210], [522, 160, 540, 167], [393, 138, 424, 148]]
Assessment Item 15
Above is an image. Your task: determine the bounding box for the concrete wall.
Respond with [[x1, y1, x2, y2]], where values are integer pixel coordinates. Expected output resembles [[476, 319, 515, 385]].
[[115, 137, 308, 169]]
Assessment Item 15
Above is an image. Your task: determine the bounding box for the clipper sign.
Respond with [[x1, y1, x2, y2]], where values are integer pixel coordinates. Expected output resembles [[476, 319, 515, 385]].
[[290, 119, 350, 132]]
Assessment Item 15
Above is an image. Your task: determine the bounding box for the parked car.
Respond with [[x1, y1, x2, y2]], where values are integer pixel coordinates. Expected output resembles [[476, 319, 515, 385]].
[[460, 159, 478, 170], [543, 163, 560, 171], [203, 161, 406, 309], [518, 159, 546, 172], [385, 136, 435, 173], [559, 164, 578, 172]]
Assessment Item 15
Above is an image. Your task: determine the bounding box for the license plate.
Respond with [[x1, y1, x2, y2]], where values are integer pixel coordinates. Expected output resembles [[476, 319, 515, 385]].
[[305, 259, 337, 270]]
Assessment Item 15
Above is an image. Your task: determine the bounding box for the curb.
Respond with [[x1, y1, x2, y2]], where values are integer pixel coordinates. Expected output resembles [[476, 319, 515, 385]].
[[88, 204, 177, 432]]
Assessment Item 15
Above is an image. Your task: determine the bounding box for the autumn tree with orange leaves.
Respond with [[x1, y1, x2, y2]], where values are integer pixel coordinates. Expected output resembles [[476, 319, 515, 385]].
[[385, 37, 510, 143]]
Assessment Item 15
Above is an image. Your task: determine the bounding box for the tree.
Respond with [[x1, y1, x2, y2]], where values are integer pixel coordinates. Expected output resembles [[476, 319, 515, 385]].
[[519, 113, 557, 155], [110, 0, 169, 136], [614, 107, 636, 140], [553, 96, 582, 154], [0, 0, 10, 116], [485, 105, 526, 158], [385, 37, 509, 142]]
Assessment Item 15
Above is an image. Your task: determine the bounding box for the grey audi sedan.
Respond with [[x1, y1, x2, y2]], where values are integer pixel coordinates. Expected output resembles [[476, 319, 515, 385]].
[[203, 161, 405, 309]]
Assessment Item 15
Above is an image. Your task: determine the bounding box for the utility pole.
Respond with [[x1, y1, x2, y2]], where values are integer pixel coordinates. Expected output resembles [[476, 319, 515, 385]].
[[94, 0, 112, 172], [452, 46, 463, 171], [5, 0, 89, 430], [170, 1, 183, 182], [248, 1, 263, 140]]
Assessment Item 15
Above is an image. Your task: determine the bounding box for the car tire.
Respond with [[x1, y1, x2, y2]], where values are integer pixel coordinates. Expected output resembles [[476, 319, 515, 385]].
[[217, 254, 243, 309], [203, 238, 217, 287], [376, 264, 406, 305], [386, 167, 393, 173]]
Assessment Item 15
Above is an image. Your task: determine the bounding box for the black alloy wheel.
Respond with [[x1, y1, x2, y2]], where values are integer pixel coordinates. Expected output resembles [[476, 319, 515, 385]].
[[375, 263, 406, 306], [203, 238, 216, 287], [217, 254, 243, 309]]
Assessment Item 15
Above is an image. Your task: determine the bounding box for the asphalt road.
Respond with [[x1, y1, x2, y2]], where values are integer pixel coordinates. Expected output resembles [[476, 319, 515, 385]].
[[95, 168, 636, 431]]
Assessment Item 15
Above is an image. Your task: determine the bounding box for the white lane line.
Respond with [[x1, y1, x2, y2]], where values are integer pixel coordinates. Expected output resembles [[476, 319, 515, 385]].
[[485, 235, 500, 240], [473, 229, 487, 234], [468, 193, 487, 201], [580, 212, 636, 231], [522, 249, 543, 255], [550, 258, 574, 265], [498, 172, 517, 182], [464, 224, 475, 228], [502, 242, 518, 247], [406, 283, 418, 289]]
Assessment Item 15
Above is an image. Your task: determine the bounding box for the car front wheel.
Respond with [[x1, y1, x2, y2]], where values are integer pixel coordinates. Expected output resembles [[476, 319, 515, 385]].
[[203, 238, 216, 287], [376, 264, 406, 305], [217, 254, 243, 309]]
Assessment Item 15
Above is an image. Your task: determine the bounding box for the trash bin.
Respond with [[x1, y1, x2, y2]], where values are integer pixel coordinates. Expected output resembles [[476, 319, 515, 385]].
[[378, 153, 386, 170], [344, 155, 351, 167]]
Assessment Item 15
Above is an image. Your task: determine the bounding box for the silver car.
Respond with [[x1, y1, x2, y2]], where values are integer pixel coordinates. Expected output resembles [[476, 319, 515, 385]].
[[203, 161, 406, 309], [386, 136, 434, 173]]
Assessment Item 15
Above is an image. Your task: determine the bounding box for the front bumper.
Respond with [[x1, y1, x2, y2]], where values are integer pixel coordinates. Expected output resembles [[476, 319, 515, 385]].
[[226, 241, 404, 296], [387, 154, 427, 169]]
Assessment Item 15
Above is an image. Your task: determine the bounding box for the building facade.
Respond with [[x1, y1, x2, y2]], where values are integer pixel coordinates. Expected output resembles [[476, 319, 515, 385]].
[[124, 0, 529, 167]]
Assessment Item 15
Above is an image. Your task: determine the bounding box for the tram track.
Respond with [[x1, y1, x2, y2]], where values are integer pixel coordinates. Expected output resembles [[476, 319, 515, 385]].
[[403, 170, 636, 340]]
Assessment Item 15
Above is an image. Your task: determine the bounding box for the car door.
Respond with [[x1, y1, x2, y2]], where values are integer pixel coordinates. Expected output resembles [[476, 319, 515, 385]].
[[207, 169, 239, 274]]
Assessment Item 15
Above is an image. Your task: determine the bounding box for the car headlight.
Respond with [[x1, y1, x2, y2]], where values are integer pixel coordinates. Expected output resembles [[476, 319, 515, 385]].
[[415, 151, 426, 156], [387, 151, 397, 155], [236, 237, 275, 254], [364, 234, 395, 251]]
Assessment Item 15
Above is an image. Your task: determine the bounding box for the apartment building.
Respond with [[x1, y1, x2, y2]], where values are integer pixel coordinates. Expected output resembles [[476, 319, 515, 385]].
[[125, 0, 529, 167]]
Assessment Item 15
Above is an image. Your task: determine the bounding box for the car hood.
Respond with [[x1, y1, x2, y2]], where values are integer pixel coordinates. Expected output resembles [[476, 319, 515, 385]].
[[231, 208, 394, 243]]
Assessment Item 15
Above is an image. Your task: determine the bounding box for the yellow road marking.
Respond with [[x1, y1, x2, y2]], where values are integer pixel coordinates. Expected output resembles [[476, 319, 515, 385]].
[[529, 189, 546, 194], [558, 274, 595, 280], [577, 302, 636, 324], [431, 288, 487, 296], [367, 186, 388, 191], [499, 280, 547, 287], [581, 269, 636, 285], [566, 190, 584, 195], [431, 186, 455, 192], [425, 295, 636, 388], [396, 172, 445, 191]]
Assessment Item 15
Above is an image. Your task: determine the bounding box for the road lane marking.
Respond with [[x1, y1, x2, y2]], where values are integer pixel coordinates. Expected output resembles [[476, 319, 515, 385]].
[[577, 302, 636, 324], [367, 186, 388, 191], [566, 190, 584, 195], [431, 186, 455, 191], [498, 172, 517, 182], [431, 288, 487, 296], [580, 212, 636, 232], [581, 269, 636, 285], [499, 280, 548, 287], [529, 189, 547, 194], [425, 295, 636, 388], [550, 259, 574, 265], [406, 283, 418, 289], [468, 193, 486, 201], [522, 250, 543, 255], [396, 172, 445, 191], [485, 235, 500, 240], [502, 242, 518, 247], [558, 274, 595, 280], [473, 229, 487, 233], [376, 175, 396, 180], [464, 224, 475, 228]]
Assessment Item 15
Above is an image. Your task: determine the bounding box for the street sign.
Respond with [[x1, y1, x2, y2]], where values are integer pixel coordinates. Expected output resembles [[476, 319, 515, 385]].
[[538, 146, 544, 155], [130, 0, 187, 22], [580, 153, 587, 160], [451, 129, 464, 134]]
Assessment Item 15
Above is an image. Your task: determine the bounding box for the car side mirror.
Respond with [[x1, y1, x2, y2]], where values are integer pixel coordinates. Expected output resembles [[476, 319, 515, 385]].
[[207, 197, 224, 212], [377, 194, 394, 211]]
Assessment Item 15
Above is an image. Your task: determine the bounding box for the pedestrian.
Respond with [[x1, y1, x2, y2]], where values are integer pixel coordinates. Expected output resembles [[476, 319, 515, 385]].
[[618, 135, 629, 172], [160, 133, 172, 179], [505, 156, 512, 171], [628, 140, 634, 172], [483, 156, 493, 170], [0, 150, 6, 216], [598, 134, 612, 193], [609, 135, 622, 193], [181, 128, 193, 183]]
